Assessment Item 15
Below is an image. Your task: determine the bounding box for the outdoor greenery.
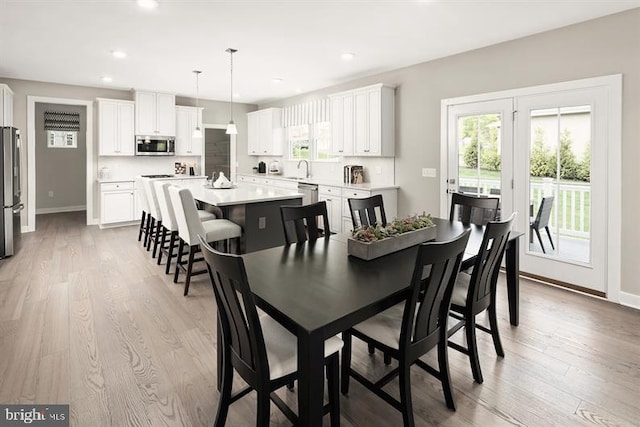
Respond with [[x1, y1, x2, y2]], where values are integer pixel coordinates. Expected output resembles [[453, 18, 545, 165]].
[[461, 115, 590, 182]]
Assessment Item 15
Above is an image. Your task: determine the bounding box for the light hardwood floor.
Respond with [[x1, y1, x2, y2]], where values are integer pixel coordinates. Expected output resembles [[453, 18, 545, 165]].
[[1, 211, 639, 426]]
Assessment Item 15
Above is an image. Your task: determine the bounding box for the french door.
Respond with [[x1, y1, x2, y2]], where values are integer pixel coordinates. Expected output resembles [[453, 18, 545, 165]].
[[445, 99, 514, 222], [514, 87, 608, 295], [444, 78, 618, 297]]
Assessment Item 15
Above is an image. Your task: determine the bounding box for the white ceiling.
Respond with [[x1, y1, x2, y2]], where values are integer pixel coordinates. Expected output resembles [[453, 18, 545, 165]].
[[1, 0, 638, 105]]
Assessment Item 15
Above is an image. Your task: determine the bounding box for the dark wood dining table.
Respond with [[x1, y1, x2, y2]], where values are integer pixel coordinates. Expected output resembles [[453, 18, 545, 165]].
[[237, 217, 522, 426]]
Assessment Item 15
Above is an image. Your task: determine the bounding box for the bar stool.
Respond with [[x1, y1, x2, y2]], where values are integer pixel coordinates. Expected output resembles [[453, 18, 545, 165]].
[[143, 178, 163, 256], [136, 177, 151, 246], [168, 186, 242, 296], [154, 182, 216, 274]]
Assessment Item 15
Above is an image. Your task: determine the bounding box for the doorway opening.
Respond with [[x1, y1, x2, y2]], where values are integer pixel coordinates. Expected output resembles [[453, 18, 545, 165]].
[[34, 103, 87, 215], [26, 96, 94, 232]]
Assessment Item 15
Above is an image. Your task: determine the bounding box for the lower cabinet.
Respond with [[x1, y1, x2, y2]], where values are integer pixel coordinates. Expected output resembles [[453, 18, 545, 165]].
[[100, 181, 135, 226], [318, 185, 342, 234]]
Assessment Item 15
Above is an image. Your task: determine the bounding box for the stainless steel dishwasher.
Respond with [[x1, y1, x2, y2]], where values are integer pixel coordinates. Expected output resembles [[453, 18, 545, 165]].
[[297, 182, 318, 205]]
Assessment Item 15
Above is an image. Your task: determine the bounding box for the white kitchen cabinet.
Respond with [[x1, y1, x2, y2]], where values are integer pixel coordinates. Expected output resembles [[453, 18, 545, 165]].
[[329, 83, 395, 157], [247, 108, 283, 156], [0, 84, 14, 127], [135, 91, 176, 136], [319, 185, 342, 233], [175, 106, 203, 155], [97, 99, 135, 156], [329, 94, 354, 155], [100, 181, 135, 226]]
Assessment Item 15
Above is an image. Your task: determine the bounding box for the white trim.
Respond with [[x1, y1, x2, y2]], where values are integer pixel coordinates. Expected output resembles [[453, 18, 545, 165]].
[[620, 292, 640, 311], [440, 74, 622, 303], [36, 205, 86, 215], [26, 96, 94, 232], [203, 123, 236, 180]]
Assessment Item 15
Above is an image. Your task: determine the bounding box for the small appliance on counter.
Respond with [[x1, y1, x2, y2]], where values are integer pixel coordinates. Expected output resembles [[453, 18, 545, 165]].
[[344, 165, 364, 184], [98, 166, 111, 180], [268, 160, 281, 175], [257, 161, 266, 174]]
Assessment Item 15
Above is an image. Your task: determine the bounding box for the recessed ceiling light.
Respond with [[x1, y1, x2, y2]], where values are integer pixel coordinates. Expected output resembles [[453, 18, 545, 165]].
[[111, 50, 127, 59], [137, 0, 158, 9], [272, 78, 283, 84], [341, 52, 356, 61], [101, 76, 113, 83]]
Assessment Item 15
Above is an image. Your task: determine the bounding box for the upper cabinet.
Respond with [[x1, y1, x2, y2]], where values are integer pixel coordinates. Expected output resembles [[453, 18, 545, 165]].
[[0, 84, 14, 127], [330, 94, 354, 156], [97, 98, 135, 156], [329, 83, 395, 157], [134, 91, 176, 136], [247, 108, 283, 156], [175, 106, 203, 156]]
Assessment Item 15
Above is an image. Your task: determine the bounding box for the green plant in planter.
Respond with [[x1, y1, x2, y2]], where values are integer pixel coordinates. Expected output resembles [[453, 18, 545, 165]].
[[352, 213, 434, 242]]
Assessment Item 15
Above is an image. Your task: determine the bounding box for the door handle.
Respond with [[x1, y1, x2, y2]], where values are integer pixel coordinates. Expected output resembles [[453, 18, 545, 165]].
[[13, 203, 24, 214]]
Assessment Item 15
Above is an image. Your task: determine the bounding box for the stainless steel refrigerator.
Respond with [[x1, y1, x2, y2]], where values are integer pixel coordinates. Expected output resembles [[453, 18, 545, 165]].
[[1, 127, 22, 258]]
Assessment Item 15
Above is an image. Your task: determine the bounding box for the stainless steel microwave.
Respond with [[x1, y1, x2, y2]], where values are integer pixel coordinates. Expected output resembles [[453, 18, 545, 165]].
[[135, 136, 175, 156]]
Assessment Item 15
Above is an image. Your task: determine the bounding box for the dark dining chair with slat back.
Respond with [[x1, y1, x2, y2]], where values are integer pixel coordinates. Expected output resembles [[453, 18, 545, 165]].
[[531, 196, 555, 253], [280, 201, 331, 244], [449, 192, 500, 226], [348, 194, 387, 230], [199, 237, 343, 426], [447, 214, 514, 384], [341, 230, 471, 425]]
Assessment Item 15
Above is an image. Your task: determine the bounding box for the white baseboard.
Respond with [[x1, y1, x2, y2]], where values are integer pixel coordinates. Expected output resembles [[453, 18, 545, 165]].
[[36, 205, 86, 215], [620, 292, 640, 310]]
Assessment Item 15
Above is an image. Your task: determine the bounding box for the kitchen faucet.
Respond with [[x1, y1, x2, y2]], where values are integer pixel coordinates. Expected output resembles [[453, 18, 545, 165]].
[[297, 159, 310, 178]]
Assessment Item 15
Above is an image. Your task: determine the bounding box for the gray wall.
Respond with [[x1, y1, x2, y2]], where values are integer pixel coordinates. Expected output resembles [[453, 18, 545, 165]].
[[261, 9, 640, 297], [35, 102, 86, 211]]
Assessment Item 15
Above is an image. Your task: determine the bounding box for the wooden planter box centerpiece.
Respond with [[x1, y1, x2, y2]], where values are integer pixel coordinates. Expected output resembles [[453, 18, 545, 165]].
[[347, 213, 437, 261]]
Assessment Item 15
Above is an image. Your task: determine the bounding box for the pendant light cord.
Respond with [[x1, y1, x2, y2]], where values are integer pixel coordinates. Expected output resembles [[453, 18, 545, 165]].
[[226, 48, 237, 123]]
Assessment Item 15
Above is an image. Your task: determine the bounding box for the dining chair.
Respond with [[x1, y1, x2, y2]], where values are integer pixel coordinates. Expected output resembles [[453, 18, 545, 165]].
[[199, 237, 343, 426], [531, 196, 555, 254], [449, 192, 500, 226], [341, 230, 471, 425], [348, 194, 387, 230], [447, 213, 514, 384], [168, 186, 241, 296], [280, 201, 331, 244]]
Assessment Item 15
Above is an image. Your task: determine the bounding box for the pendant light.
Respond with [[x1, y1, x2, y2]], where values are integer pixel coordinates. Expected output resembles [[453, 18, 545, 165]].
[[225, 48, 238, 135], [192, 70, 203, 138]]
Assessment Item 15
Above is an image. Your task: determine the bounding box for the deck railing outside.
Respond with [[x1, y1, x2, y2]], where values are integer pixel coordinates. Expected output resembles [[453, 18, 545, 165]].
[[459, 178, 590, 238]]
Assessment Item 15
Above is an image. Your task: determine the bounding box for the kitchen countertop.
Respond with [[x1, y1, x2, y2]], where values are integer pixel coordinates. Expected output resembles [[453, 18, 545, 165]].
[[237, 173, 399, 191], [189, 182, 303, 207], [97, 175, 207, 183]]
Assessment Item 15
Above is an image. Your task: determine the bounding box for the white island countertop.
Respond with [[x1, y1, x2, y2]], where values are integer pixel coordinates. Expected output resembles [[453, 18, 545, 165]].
[[189, 182, 303, 207]]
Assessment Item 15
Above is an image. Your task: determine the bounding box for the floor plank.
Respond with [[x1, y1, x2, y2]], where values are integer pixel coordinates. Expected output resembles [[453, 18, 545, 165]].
[[1, 211, 639, 426]]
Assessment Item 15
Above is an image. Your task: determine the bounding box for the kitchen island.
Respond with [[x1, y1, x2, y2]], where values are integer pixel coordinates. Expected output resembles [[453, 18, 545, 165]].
[[189, 183, 303, 253]]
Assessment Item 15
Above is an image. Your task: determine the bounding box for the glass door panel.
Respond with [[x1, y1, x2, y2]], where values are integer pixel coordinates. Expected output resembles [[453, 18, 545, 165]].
[[528, 106, 591, 263], [457, 113, 502, 196]]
